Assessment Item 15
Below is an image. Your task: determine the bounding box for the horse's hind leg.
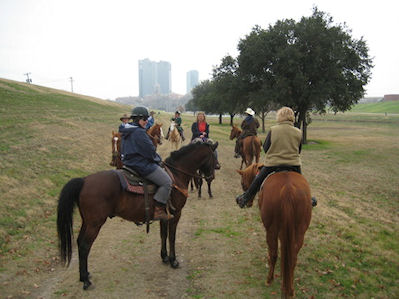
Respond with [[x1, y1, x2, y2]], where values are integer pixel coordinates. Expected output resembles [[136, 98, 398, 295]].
[[207, 180, 213, 198], [77, 221, 104, 290], [197, 178, 202, 198], [160, 220, 169, 264], [266, 228, 278, 286]]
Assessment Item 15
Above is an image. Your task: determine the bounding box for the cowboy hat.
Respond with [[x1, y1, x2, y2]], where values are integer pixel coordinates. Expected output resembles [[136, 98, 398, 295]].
[[120, 114, 131, 121], [244, 107, 255, 116]]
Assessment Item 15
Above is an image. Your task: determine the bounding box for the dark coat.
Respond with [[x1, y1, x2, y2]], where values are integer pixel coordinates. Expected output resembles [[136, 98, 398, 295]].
[[119, 123, 161, 176], [191, 122, 209, 140], [240, 115, 259, 137]]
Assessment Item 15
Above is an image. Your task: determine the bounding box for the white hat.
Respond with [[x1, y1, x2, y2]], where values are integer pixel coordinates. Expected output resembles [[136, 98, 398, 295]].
[[244, 107, 255, 116]]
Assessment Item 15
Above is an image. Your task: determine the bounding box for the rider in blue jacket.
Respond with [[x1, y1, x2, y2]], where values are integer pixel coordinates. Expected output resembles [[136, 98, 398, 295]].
[[119, 106, 172, 221]]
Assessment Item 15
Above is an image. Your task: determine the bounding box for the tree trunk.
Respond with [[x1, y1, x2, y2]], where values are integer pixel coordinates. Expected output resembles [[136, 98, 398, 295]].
[[302, 118, 308, 144], [260, 111, 266, 132], [219, 113, 223, 124], [229, 113, 235, 126]]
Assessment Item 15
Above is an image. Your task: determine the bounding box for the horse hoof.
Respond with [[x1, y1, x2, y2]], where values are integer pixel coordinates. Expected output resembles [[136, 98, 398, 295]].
[[83, 280, 92, 290], [162, 256, 169, 264], [170, 259, 179, 268]]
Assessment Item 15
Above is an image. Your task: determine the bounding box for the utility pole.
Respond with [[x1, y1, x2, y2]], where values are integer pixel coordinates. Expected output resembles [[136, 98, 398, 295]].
[[69, 77, 74, 93], [24, 72, 32, 83]]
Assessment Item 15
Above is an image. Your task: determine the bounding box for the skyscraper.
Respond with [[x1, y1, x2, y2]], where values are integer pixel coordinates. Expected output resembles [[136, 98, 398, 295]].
[[186, 70, 199, 94], [138, 59, 171, 97]]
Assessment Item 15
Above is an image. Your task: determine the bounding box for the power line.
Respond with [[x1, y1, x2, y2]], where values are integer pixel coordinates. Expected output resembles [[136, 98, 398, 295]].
[[24, 72, 32, 84]]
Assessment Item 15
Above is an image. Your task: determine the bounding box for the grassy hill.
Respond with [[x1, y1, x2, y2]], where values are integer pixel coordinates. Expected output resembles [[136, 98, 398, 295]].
[[1, 79, 398, 298], [0, 78, 130, 256], [350, 100, 399, 113]]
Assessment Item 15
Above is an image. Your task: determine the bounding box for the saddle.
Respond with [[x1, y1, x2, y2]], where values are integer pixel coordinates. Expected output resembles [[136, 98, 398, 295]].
[[114, 166, 157, 195]]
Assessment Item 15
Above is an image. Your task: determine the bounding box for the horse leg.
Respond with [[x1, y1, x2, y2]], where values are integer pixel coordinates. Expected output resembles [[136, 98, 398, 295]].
[[207, 180, 213, 198], [197, 177, 202, 198], [168, 214, 181, 268], [265, 228, 278, 286], [160, 220, 169, 264], [77, 221, 104, 290]]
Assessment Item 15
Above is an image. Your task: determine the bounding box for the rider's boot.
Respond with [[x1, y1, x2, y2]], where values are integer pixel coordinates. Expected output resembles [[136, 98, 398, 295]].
[[311, 196, 317, 207], [153, 203, 173, 221], [181, 131, 185, 141], [236, 167, 269, 208], [215, 160, 221, 170]]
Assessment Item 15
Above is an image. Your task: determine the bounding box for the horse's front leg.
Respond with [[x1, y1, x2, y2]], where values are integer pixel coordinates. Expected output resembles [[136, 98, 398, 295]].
[[160, 220, 169, 264], [168, 214, 181, 268]]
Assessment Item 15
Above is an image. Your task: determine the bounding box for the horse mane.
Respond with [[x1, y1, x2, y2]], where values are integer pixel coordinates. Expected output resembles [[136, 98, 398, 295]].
[[165, 142, 208, 164]]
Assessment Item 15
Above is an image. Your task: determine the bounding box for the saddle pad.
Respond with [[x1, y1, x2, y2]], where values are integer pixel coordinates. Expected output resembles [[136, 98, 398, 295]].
[[114, 169, 157, 195]]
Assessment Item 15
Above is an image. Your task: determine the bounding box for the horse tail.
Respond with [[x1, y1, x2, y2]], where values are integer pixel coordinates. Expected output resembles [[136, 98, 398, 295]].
[[280, 184, 296, 297], [57, 177, 84, 266]]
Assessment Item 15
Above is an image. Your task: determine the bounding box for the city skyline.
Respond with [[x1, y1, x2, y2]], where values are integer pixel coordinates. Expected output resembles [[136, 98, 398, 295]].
[[0, 1, 398, 100]]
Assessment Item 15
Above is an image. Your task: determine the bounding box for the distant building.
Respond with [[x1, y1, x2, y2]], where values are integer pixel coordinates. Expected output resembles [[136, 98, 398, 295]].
[[139, 59, 171, 98], [186, 70, 199, 94], [383, 94, 399, 102]]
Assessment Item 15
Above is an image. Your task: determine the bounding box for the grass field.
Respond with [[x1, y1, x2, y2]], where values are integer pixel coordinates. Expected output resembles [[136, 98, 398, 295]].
[[350, 100, 399, 114], [1, 78, 398, 298]]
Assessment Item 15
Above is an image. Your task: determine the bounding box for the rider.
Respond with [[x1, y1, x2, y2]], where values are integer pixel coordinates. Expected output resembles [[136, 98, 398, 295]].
[[119, 113, 133, 129], [234, 107, 260, 158], [119, 106, 173, 221], [191, 111, 220, 169], [145, 111, 155, 130], [166, 110, 185, 141], [236, 107, 317, 208]]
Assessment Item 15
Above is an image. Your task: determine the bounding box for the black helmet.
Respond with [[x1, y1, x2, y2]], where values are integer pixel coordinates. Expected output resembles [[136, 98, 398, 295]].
[[131, 106, 149, 118]]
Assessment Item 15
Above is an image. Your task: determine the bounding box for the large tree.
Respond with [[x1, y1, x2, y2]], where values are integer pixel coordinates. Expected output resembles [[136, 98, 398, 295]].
[[237, 7, 373, 143]]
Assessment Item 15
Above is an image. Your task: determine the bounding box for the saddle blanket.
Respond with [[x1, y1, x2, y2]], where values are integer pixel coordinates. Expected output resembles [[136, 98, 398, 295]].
[[114, 168, 157, 195]]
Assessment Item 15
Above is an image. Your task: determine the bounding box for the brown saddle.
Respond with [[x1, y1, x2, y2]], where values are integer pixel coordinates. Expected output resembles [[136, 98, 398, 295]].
[[115, 166, 157, 195]]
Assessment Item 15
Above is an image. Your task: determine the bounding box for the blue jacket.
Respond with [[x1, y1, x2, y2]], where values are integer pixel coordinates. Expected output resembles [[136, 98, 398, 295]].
[[145, 116, 154, 130], [119, 122, 162, 176]]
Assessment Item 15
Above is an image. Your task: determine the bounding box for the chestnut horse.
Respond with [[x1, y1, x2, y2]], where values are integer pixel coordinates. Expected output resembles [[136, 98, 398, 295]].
[[57, 141, 218, 290], [110, 123, 164, 169], [237, 164, 312, 298], [229, 125, 261, 170]]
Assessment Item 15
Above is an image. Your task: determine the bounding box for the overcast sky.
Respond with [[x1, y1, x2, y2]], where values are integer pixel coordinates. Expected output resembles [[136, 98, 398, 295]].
[[0, 0, 398, 100]]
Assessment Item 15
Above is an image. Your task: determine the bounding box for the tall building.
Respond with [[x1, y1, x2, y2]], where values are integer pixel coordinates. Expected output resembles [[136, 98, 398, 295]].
[[138, 59, 171, 98], [186, 70, 199, 94]]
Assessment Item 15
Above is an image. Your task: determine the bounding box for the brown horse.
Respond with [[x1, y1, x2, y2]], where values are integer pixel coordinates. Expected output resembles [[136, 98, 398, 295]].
[[237, 165, 312, 298], [110, 123, 164, 169], [229, 125, 262, 170], [57, 141, 218, 290]]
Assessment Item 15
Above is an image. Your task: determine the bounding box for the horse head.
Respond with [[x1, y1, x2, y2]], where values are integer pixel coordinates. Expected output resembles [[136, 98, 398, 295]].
[[148, 123, 163, 146], [236, 163, 264, 207], [110, 131, 122, 168], [229, 125, 241, 140]]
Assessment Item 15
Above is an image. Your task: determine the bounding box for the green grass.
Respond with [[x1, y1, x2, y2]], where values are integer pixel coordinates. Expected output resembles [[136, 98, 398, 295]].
[[350, 100, 399, 113]]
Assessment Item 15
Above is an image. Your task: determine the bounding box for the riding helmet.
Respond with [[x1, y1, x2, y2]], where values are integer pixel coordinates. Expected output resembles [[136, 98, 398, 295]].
[[131, 106, 149, 118]]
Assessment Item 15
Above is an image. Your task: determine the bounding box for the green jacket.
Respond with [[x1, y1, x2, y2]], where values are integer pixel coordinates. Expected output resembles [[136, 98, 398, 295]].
[[264, 121, 302, 167], [171, 117, 183, 131]]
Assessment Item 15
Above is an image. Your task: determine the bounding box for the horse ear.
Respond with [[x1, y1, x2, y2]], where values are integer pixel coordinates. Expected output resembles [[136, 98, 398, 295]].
[[236, 169, 244, 176], [211, 141, 218, 151]]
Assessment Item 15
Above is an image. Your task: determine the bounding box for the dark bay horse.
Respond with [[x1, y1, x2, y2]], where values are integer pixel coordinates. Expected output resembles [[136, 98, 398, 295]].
[[58, 141, 218, 290], [237, 165, 312, 298], [229, 125, 262, 170], [110, 123, 164, 169]]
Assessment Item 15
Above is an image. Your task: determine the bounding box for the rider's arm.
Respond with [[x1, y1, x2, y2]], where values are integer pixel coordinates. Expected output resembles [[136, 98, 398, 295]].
[[263, 131, 271, 153], [191, 122, 200, 138], [135, 129, 158, 160]]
